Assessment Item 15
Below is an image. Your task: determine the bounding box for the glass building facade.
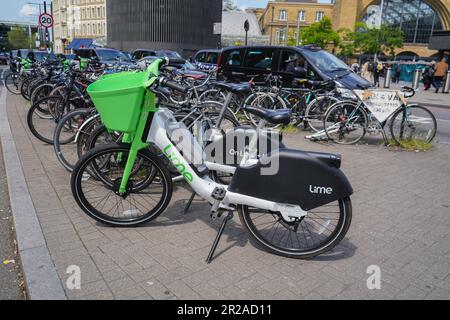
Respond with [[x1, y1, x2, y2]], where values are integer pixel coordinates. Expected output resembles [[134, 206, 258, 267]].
[[107, 0, 222, 58], [363, 0, 443, 44]]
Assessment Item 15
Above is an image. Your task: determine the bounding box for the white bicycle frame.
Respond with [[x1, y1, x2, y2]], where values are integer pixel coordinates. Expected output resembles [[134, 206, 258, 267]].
[[148, 108, 307, 222]]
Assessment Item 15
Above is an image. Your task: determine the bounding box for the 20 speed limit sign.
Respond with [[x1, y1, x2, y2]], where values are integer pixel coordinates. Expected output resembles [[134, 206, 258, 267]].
[[39, 13, 54, 28]]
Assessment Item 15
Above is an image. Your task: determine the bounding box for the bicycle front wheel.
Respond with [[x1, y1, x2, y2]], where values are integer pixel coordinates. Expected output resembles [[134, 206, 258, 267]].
[[53, 108, 92, 172], [4, 73, 21, 95], [390, 105, 437, 148], [239, 197, 352, 259], [71, 143, 173, 227]]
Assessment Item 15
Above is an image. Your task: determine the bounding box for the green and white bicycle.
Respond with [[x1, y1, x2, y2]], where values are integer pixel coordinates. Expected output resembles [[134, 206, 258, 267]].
[[71, 59, 354, 262]]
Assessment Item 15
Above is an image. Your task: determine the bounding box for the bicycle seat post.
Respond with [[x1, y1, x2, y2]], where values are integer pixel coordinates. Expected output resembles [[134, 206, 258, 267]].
[[214, 92, 233, 129]]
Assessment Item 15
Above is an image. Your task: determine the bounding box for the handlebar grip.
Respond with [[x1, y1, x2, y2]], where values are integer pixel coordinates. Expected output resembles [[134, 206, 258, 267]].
[[159, 77, 189, 93]]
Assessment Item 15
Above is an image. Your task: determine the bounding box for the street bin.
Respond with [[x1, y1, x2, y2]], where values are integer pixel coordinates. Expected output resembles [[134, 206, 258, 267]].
[[412, 68, 422, 90], [384, 67, 392, 88]]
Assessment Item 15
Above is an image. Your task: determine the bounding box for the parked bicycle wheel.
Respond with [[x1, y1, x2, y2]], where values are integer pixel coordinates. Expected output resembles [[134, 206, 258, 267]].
[[390, 105, 437, 148], [54, 108, 94, 172], [71, 143, 173, 227], [248, 93, 287, 127], [238, 197, 352, 259], [324, 101, 368, 145], [4, 73, 21, 95], [27, 96, 78, 144], [30, 83, 54, 105], [305, 95, 340, 132], [20, 77, 32, 101]]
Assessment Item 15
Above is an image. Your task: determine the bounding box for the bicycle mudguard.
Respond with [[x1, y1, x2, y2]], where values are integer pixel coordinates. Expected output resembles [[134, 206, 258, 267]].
[[228, 149, 353, 211]]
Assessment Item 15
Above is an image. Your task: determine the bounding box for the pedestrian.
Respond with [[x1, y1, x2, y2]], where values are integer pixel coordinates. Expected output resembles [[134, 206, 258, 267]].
[[433, 57, 449, 93], [422, 62, 434, 91], [361, 60, 373, 83], [373, 60, 382, 87]]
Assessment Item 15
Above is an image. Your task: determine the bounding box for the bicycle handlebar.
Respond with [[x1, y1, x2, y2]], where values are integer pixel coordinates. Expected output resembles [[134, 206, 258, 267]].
[[159, 76, 189, 94]]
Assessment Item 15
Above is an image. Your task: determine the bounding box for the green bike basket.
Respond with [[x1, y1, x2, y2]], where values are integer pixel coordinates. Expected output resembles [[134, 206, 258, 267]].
[[87, 71, 148, 134]]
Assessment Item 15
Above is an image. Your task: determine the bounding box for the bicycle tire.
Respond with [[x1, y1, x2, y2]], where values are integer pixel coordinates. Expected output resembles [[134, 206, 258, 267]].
[[390, 104, 437, 148], [71, 143, 173, 227], [238, 197, 352, 259]]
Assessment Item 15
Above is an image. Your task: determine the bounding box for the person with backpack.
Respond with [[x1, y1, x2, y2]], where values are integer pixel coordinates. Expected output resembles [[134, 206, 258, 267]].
[[361, 60, 373, 83]]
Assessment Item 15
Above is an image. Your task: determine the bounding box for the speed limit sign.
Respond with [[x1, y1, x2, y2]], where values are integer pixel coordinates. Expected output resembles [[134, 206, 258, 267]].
[[39, 13, 54, 28]]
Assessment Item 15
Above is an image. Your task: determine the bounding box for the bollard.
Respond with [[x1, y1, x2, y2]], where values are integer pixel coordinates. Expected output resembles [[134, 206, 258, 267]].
[[443, 70, 450, 94], [384, 67, 392, 88], [412, 68, 422, 90]]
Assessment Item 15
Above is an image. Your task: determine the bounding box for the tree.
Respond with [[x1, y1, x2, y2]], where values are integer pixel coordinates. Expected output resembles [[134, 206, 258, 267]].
[[337, 28, 358, 59], [353, 22, 404, 57], [288, 17, 340, 50], [7, 27, 34, 49]]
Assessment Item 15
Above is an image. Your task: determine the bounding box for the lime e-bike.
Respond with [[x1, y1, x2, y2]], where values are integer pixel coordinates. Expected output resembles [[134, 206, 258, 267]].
[[71, 59, 353, 263]]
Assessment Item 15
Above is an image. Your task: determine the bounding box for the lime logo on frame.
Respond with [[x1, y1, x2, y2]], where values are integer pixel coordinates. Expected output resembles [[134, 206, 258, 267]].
[[164, 144, 194, 183]]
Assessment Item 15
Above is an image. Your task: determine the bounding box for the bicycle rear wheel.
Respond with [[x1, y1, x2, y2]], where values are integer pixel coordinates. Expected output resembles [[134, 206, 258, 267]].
[[324, 101, 368, 145], [390, 105, 437, 148], [71, 143, 173, 227], [239, 197, 352, 259]]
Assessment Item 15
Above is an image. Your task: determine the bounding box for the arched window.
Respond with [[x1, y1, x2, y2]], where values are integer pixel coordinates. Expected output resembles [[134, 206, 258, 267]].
[[362, 0, 443, 44]]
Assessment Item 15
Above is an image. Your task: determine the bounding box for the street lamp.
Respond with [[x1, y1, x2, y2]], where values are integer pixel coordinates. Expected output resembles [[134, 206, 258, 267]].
[[244, 19, 250, 46]]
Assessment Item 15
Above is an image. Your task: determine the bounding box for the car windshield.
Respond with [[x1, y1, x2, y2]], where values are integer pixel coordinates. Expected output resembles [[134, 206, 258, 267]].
[[183, 60, 196, 70], [301, 49, 349, 74], [97, 50, 131, 62], [157, 51, 182, 59]]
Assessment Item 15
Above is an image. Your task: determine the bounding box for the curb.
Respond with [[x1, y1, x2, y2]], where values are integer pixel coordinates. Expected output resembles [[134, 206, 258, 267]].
[[0, 73, 67, 300]]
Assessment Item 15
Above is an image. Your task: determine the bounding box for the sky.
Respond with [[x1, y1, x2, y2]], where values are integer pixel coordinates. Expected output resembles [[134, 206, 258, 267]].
[[0, 0, 333, 23]]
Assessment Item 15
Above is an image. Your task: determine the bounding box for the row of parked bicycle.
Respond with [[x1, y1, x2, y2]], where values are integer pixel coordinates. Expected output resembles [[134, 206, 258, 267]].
[[6, 53, 437, 154], [2, 54, 437, 262]]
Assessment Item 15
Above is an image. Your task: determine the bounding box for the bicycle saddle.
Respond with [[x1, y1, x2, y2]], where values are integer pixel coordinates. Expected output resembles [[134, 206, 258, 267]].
[[214, 82, 252, 95], [244, 106, 292, 126]]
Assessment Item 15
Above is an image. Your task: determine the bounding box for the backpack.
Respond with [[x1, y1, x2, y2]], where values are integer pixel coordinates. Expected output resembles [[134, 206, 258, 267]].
[[367, 63, 374, 72]]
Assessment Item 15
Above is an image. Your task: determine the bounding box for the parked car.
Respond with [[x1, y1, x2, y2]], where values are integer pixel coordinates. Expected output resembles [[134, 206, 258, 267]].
[[10, 49, 56, 61], [217, 45, 372, 90], [137, 56, 207, 79], [74, 48, 133, 66], [0, 52, 8, 65], [131, 49, 157, 61], [156, 50, 183, 60], [192, 49, 221, 71]]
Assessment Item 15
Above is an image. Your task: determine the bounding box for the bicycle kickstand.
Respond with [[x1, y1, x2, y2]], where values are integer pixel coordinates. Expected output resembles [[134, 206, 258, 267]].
[[183, 192, 196, 214], [206, 210, 234, 264]]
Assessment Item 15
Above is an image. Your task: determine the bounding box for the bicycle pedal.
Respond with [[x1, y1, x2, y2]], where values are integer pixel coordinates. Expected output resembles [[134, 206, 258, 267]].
[[210, 187, 226, 218]]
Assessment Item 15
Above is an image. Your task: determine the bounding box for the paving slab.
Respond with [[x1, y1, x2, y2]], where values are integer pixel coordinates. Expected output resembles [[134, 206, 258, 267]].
[[2, 83, 450, 300]]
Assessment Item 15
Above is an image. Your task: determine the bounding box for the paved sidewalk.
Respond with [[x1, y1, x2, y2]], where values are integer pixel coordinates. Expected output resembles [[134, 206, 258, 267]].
[[390, 82, 449, 108], [3, 90, 450, 300], [0, 130, 25, 300]]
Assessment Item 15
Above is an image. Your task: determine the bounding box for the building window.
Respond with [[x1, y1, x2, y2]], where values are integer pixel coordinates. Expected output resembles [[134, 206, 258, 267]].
[[276, 28, 286, 44], [298, 10, 305, 21], [315, 11, 324, 22], [362, 0, 443, 44], [279, 10, 287, 21]]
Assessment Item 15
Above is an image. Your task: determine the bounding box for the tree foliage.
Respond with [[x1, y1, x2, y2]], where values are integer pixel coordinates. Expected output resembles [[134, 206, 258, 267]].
[[352, 22, 404, 56], [7, 27, 33, 49], [288, 17, 340, 50]]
